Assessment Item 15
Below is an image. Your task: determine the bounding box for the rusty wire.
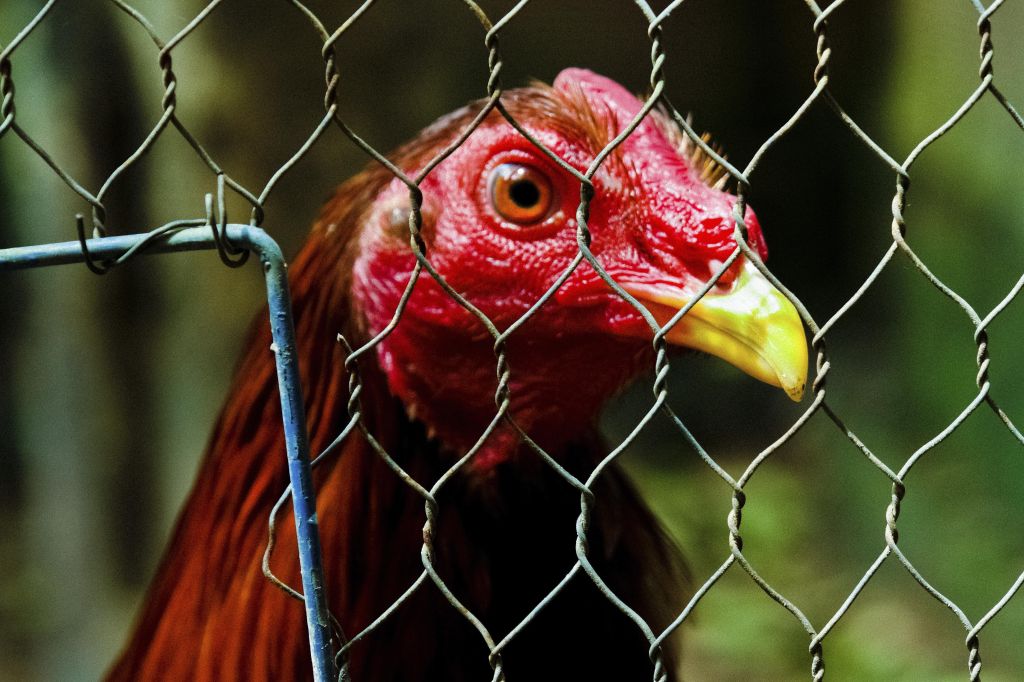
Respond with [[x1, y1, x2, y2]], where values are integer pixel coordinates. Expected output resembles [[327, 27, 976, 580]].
[[2, 1, 1023, 681]]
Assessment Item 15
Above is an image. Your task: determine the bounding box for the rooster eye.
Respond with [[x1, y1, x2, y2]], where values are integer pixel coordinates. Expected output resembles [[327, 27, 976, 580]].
[[490, 163, 553, 224]]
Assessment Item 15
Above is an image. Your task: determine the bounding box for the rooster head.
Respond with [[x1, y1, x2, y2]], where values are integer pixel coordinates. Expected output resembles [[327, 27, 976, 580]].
[[350, 68, 807, 463]]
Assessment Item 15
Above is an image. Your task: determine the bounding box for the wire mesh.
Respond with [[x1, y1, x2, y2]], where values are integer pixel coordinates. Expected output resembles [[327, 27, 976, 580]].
[[1, 1, 1023, 681]]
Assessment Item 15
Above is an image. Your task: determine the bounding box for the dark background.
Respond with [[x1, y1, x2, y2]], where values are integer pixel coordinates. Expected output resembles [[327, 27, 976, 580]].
[[1, 1, 1023, 679]]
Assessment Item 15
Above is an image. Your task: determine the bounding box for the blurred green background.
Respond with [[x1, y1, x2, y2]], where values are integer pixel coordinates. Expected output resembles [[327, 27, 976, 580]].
[[1, 1, 1023, 680]]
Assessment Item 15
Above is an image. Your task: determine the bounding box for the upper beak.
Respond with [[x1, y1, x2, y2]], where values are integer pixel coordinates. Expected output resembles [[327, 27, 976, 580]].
[[623, 260, 808, 401]]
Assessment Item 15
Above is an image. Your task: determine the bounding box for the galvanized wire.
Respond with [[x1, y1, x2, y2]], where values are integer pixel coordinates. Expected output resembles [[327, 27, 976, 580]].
[[1, 1, 1022, 681]]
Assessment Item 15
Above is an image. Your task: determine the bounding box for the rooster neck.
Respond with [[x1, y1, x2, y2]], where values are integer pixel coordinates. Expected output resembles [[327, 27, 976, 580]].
[[109, 300, 686, 681]]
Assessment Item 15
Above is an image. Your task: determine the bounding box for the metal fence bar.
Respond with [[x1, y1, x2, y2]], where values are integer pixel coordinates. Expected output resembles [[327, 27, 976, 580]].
[[0, 225, 337, 682]]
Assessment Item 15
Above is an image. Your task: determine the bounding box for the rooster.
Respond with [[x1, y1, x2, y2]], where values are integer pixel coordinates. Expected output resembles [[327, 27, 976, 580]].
[[107, 69, 806, 682]]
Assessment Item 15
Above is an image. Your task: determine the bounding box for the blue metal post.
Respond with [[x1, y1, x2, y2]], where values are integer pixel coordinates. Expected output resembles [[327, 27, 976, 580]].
[[242, 227, 337, 682], [0, 226, 338, 682]]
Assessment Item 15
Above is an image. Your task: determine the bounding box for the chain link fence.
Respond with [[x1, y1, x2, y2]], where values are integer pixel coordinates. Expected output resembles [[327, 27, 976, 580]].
[[1, 1, 1022, 680]]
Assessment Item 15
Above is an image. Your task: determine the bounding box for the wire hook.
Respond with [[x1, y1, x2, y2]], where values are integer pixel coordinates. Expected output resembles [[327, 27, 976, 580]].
[[76, 213, 113, 275], [206, 174, 249, 268]]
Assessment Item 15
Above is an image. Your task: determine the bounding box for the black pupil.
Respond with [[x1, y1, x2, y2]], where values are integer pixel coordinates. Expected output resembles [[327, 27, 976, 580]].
[[509, 179, 540, 208]]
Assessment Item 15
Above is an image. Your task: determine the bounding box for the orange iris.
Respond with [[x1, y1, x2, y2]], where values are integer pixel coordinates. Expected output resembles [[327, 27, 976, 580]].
[[490, 163, 553, 224]]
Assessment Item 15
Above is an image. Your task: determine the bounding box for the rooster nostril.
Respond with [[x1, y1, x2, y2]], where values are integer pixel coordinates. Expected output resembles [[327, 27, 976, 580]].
[[705, 257, 741, 292]]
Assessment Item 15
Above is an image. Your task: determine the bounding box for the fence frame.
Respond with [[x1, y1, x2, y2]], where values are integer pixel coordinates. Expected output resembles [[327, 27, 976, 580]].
[[0, 225, 338, 682]]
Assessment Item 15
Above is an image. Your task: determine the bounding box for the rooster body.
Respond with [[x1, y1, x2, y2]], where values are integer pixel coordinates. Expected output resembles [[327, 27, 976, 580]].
[[108, 70, 805, 681]]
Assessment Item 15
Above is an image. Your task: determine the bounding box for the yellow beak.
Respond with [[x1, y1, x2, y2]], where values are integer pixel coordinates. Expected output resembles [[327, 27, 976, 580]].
[[623, 260, 808, 401]]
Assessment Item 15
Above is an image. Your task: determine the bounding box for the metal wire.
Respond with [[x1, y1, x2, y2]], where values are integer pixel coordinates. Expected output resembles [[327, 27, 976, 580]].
[[1, 1, 1022, 681]]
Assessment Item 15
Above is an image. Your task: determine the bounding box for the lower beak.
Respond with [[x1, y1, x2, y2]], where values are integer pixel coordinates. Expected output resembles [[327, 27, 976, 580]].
[[623, 260, 808, 401]]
